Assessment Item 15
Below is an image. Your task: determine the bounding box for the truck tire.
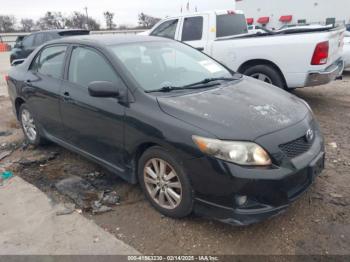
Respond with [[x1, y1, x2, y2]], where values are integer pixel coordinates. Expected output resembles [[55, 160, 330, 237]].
[[243, 65, 285, 89]]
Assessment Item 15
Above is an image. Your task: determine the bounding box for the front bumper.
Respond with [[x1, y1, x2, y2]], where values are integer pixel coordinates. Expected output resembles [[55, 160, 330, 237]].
[[192, 152, 324, 226], [305, 59, 344, 87], [184, 117, 325, 226]]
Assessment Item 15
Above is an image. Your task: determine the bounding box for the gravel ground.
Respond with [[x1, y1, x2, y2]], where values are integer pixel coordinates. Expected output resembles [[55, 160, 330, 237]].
[[0, 52, 349, 255]]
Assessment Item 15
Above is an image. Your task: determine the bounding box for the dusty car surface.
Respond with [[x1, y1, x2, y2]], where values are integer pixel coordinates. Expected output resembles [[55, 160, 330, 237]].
[[6, 35, 325, 225]]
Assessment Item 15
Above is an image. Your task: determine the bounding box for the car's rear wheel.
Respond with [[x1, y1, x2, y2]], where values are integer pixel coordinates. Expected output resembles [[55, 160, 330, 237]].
[[138, 147, 193, 218], [243, 64, 285, 89], [19, 104, 46, 146]]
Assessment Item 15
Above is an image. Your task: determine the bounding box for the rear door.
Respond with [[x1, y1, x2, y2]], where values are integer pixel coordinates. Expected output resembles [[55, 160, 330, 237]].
[[178, 15, 209, 53], [25, 45, 67, 137], [60, 45, 126, 171]]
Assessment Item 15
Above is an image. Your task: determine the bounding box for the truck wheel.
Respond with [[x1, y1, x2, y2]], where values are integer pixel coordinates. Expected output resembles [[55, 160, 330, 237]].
[[243, 65, 285, 89], [138, 146, 193, 218]]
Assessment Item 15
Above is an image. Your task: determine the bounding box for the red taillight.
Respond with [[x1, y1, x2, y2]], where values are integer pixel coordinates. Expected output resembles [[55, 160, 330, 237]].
[[4, 75, 9, 81], [311, 41, 329, 65]]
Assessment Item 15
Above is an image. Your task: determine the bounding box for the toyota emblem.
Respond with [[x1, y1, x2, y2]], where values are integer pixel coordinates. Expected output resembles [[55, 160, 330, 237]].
[[305, 129, 314, 142]]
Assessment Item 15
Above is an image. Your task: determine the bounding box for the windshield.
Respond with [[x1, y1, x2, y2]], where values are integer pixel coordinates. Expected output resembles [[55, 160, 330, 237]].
[[110, 41, 232, 92]]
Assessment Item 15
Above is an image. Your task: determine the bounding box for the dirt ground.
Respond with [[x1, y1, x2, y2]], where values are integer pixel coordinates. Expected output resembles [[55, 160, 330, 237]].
[[0, 52, 349, 255]]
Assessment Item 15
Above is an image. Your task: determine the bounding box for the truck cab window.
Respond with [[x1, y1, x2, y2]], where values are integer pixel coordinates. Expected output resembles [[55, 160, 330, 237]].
[[151, 19, 179, 39], [216, 14, 248, 38], [182, 17, 203, 41]]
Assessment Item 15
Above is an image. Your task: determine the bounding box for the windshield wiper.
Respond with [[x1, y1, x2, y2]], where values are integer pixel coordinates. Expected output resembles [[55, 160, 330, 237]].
[[146, 76, 241, 93], [183, 77, 240, 88]]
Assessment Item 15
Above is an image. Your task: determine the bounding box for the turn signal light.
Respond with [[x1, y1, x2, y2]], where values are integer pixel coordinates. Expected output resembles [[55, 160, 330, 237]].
[[311, 41, 329, 65]]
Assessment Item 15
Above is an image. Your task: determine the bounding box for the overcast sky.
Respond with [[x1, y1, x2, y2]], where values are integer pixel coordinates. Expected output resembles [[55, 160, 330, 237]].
[[2, 0, 236, 27]]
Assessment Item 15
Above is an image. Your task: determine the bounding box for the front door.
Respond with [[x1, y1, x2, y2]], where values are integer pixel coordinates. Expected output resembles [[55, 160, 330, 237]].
[[60, 46, 126, 171]]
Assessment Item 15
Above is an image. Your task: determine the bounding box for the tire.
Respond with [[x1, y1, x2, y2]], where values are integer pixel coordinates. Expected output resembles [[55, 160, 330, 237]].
[[138, 146, 193, 218], [243, 64, 285, 89], [19, 104, 46, 146]]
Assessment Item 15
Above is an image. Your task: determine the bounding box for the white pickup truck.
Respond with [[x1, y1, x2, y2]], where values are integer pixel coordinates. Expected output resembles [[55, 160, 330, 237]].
[[145, 10, 345, 89]]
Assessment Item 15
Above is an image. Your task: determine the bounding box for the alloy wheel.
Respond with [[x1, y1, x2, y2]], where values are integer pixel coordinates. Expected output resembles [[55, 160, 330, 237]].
[[144, 158, 182, 210], [251, 73, 273, 84], [21, 109, 37, 141]]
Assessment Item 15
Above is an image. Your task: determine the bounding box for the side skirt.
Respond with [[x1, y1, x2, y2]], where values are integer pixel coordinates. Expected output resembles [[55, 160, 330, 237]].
[[44, 133, 136, 184]]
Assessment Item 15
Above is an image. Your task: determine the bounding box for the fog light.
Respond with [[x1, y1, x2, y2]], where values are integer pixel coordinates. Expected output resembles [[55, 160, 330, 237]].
[[235, 195, 248, 206]]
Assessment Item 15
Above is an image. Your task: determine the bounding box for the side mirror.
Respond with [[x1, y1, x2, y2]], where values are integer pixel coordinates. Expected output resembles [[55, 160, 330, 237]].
[[88, 81, 121, 98]]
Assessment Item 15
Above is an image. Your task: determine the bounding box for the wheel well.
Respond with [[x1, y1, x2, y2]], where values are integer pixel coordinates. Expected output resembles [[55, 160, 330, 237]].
[[15, 98, 25, 120], [237, 59, 287, 88], [131, 142, 159, 184]]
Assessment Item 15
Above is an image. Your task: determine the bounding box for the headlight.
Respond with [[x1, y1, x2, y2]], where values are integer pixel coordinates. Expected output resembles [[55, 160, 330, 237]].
[[192, 136, 272, 166]]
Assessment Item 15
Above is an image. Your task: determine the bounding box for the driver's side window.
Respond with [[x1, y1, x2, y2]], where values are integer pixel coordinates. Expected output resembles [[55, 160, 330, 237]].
[[151, 19, 179, 39]]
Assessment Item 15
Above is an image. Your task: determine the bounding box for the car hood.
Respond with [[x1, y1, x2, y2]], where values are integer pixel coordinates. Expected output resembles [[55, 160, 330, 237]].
[[157, 77, 309, 140]]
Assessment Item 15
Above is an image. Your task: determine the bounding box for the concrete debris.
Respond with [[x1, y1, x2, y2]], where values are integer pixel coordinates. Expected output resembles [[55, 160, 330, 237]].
[[0, 130, 12, 137], [0, 150, 12, 161], [328, 142, 338, 149], [55, 203, 76, 216], [92, 201, 113, 215], [101, 191, 120, 206], [330, 193, 343, 198], [17, 152, 58, 167], [55, 175, 120, 215], [55, 176, 100, 210]]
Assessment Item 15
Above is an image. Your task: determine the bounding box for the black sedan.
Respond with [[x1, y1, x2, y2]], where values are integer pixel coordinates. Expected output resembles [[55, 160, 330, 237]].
[[6, 35, 325, 225]]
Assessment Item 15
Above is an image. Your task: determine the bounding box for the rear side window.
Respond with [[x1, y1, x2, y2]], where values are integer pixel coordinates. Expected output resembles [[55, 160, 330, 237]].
[[182, 17, 203, 41], [68, 47, 120, 87], [33, 33, 45, 47], [22, 35, 35, 48], [151, 19, 178, 39], [216, 14, 248, 38], [31, 45, 67, 79]]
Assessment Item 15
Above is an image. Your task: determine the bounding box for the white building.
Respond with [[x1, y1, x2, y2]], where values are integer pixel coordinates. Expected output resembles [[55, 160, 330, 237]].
[[235, 0, 350, 29]]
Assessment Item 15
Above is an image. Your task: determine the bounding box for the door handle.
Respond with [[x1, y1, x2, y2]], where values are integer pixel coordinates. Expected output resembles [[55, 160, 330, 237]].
[[196, 47, 204, 51]]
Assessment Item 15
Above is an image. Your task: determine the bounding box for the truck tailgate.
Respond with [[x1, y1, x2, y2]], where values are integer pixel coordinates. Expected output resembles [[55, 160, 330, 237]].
[[327, 28, 345, 65]]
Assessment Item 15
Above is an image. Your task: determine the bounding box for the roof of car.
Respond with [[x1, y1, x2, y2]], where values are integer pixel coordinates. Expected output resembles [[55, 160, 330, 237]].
[[49, 34, 170, 46]]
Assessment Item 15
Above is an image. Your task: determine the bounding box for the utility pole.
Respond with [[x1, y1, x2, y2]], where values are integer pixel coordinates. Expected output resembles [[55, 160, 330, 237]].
[[84, 6, 89, 29]]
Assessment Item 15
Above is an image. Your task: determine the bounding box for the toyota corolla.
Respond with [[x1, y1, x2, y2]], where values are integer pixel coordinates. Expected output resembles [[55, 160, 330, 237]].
[[6, 35, 325, 225]]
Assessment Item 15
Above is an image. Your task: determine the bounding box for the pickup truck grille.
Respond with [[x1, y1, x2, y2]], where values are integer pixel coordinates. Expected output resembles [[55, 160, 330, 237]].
[[279, 136, 312, 159]]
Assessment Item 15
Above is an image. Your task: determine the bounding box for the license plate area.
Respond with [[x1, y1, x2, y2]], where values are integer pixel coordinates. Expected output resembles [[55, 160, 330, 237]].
[[308, 152, 325, 180]]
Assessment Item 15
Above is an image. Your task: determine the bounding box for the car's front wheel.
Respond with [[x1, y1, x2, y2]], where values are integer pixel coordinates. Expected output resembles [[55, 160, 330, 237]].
[[138, 147, 193, 218], [19, 104, 46, 146]]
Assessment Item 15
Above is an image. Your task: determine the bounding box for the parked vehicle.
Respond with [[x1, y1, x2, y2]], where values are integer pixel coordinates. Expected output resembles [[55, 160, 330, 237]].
[[6, 35, 325, 225], [14, 35, 26, 47], [10, 29, 90, 65], [343, 36, 350, 69], [146, 10, 345, 89]]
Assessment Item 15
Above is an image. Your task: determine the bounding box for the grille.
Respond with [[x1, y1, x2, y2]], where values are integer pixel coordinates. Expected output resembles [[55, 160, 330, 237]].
[[279, 136, 312, 159]]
